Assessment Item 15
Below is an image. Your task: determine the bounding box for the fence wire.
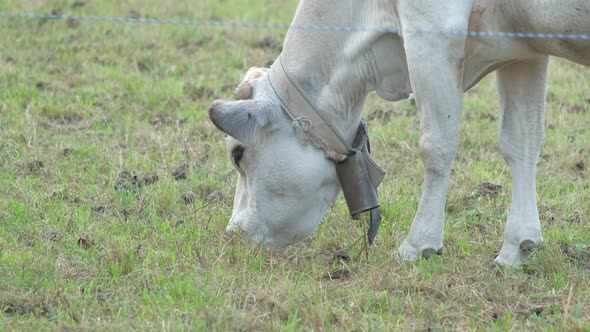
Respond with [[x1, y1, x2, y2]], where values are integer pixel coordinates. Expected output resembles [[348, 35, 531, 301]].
[[1, 12, 590, 40]]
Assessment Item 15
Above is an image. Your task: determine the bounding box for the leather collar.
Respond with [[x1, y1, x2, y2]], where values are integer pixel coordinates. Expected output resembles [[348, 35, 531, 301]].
[[268, 54, 353, 162]]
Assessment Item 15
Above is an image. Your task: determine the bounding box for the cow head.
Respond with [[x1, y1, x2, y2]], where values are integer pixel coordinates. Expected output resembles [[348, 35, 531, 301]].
[[209, 67, 341, 247], [208, 0, 413, 247]]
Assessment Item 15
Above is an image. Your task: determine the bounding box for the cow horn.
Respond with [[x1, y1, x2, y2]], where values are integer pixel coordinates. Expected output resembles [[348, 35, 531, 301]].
[[234, 81, 253, 100]]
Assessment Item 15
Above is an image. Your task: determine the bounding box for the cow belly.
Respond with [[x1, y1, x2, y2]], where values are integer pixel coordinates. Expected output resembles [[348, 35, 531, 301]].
[[462, 0, 589, 88], [463, 60, 517, 92], [462, 37, 538, 90], [535, 39, 590, 67], [509, 1, 590, 66]]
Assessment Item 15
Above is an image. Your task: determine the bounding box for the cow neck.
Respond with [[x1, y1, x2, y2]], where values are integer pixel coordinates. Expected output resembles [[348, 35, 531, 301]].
[[267, 53, 387, 245], [267, 54, 355, 162]]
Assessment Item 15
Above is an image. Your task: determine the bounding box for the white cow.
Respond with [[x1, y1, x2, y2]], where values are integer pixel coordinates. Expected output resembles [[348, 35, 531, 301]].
[[209, 0, 590, 266]]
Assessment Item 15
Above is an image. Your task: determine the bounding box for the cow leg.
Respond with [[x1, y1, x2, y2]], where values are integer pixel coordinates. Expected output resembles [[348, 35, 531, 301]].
[[495, 57, 549, 267], [396, 0, 475, 260]]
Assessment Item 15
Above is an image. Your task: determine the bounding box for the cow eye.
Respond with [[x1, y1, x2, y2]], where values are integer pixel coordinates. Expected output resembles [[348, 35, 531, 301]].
[[231, 145, 245, 168]]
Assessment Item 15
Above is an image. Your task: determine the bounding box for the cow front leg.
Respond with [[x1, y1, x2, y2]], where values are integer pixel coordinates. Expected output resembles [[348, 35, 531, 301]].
[[495, 58, 549, 267], [396, 0, 475, 260]]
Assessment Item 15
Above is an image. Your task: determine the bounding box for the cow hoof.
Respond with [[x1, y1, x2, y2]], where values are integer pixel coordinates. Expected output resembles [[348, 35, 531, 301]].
[[520, 239, 541, 254], [398, 241, 443, 261], [495, 239, 542, 267], [422, 247, 444, 260], [397, 241, 419, 261]]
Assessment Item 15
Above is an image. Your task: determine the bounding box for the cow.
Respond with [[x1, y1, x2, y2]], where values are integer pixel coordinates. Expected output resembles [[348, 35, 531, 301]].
[[209, 0, 590, 266]]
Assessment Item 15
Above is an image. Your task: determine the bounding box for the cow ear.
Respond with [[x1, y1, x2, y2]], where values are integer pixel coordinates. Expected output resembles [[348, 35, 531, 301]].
[[209, 99, 278, 144]]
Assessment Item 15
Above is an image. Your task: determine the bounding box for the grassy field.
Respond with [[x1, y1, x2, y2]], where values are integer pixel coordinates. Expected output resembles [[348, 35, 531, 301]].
[[1, 0, 589, 330]]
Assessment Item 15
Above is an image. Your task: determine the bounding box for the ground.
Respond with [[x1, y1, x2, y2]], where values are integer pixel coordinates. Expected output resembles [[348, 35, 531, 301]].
[[1, 0, 589, 330]]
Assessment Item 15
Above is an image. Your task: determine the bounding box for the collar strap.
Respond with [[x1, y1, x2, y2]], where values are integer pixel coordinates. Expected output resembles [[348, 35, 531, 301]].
[[268, 55, 353, 162]]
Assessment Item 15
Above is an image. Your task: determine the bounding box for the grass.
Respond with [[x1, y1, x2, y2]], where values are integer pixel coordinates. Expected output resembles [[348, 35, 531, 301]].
[[1, 0, 589, 330]]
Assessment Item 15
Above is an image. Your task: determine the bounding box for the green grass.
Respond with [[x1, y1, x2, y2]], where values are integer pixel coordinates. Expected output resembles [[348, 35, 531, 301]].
[[1, 0, 590, 330]]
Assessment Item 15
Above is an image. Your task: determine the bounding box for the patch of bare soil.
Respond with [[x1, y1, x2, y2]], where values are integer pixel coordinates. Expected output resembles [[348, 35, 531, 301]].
[[136, 60, 150, 73], [66, 17, 80, 29], [468, 223, 489, 237], [62, 148, 76, 156], [171, 164, 188, 180], [19, 160, 48, 177], [45, 229, 61, 242], [206, 190, 223, 202], [38, 8, 63, 27], [332, 251, 351, 265], [322, 268, 353, 281], [170, 219, 185, 228], [183, 84, 218, 102], [71, 1, 85, 8], [37, 110, 86, 128], [91, 205, 110, 214], [1, 302, 52, 317], [493, 304, 560, 320], [462, 182, 502, 207], [77, 237, 93, 250], [50, 190, 81, 204], [181, 192, 197, 205], [142, 172, 159, 186], [258, 35, 282, 50], [366, 108, 397, 122], [475, 182, 502, 198], [185, 86, 219, 101], [114, 171, 139, 191], [566, 103, 588, 114], [127, 10, 141, 19], [568, 210, 584, 224], [0, 51, 16, 64], [176, 37, 213, 55], [35, 81, 48, 90], [220, 82, 237, 94], [539, 203, 557, 224], [560, 243, 590, 270], [480, 112, 497, 121], [573, 160, 587, 178], [148, 115, 172, 126], [320, 246, 361, 281], [114, 170, 159, 191], [181, 186, 224, 205]]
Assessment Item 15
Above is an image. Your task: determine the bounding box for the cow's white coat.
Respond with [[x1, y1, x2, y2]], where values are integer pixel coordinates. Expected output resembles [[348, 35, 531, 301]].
[[209, 0, 590, 266]]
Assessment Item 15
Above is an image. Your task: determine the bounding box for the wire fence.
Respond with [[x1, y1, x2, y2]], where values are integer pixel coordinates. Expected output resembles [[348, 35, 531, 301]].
[[1, 12, 590, 40]]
